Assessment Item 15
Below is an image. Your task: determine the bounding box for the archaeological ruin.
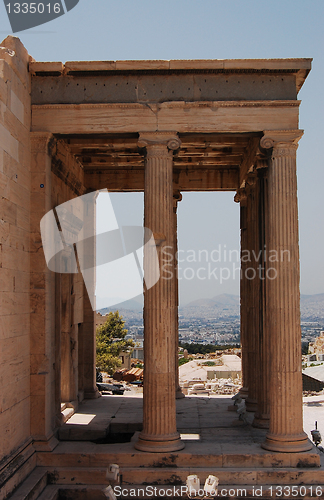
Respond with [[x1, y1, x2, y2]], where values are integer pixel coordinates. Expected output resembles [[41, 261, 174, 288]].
[[0, 35, 322, 499]]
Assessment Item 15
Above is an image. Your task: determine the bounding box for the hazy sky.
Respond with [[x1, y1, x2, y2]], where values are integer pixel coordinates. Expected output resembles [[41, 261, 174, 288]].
[[2, 0, 323, 305]]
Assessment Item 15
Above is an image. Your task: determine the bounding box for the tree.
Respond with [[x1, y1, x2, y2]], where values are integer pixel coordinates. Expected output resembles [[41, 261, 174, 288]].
[[179, 342, 240, 355], [96, 311, 134, 375], [179, 357, 190, 367], [301, 341, 309, 355]]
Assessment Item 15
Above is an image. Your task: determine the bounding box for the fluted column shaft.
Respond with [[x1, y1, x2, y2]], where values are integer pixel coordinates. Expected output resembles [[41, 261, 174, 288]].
[[253, 164, 270, 428], [82, 194, 100, 399], [237, 193, 249, 399], [261, 130, 311, 452], [173, 192, 185, 399], [245, 176, 259, 413], [135, 132, 184, 453]]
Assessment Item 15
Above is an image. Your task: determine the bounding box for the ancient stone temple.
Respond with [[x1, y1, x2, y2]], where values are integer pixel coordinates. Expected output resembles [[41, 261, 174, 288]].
[[1, 35, 322, 499]]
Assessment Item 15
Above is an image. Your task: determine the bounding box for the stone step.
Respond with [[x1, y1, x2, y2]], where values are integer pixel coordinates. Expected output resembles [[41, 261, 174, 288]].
[[47, 467, 108, 486], [46, 466, 324, 487], [58, 424, 107, 441], [37, 484, 107, 500], [36, 485, 58, 500], [8, 467, 48, 500], [58, 422, 142, 441], [37, 443, 321, 469], [34, 482, 324, 500], [106, 483, 324, 500], [120, 466, 324, 486]]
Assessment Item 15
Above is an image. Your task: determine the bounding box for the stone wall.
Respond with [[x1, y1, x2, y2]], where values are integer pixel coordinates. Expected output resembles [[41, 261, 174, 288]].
[[29, 133, 85, 448], [0, 37, 88, 495], [0, 36, 32, 464]]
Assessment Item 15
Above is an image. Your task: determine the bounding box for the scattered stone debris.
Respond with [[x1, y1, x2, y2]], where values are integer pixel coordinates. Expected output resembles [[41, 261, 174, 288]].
[[303, 389, 324, 397]]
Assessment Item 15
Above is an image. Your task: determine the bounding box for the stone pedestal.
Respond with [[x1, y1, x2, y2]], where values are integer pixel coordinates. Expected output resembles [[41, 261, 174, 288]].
[[135, 132, 184, 452], [260, 131, 311, 452]]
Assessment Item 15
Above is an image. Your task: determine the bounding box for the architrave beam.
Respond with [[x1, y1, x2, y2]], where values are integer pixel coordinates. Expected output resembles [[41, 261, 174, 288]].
[[32, 100, 300, 135]]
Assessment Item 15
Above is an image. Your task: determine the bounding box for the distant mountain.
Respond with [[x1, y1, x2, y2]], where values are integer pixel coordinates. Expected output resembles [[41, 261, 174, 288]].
[[300, 294, 324, 320], [180, 293, 324, 320], [211, 294, 240, 306], [301, 293, 324, 305], [183, 293, 239, 309], [97, 296, 143, 314], [183, 298, 220, 308], [97, 292, 324, 319]]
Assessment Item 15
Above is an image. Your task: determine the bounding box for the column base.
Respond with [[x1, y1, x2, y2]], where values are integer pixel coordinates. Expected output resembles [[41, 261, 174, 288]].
[[245, 398, 258, 412], [239, 387, 249, 399], [33, 434, 59, 452], [262, 432, 313, 453], [134, 432, 185, 453], [84, 388, 101, 399], [253, 412, 270, 429]]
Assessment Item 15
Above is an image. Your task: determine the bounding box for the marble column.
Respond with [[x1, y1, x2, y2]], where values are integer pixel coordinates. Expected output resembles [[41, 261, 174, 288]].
[[253, 162, 270, 429], [135, 132, 184, 452], [54, 272, 62, 427], [245, 175, 259, 413], [260, 130, 311, 452], [173, 191, 185, 399], [81, 193, 100, 399], [235, 189, 248, 400], [82, 286, 100, 399], [60, 271, 74, 402]]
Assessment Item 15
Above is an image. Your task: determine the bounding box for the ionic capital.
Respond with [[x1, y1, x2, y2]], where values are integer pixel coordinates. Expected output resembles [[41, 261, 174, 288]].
[[260, 130, 303, 158], [138, 131, 181, 157]]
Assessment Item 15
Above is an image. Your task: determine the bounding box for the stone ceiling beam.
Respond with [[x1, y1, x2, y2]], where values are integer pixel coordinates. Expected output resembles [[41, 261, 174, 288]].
[[84, 167, 239, 192]]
